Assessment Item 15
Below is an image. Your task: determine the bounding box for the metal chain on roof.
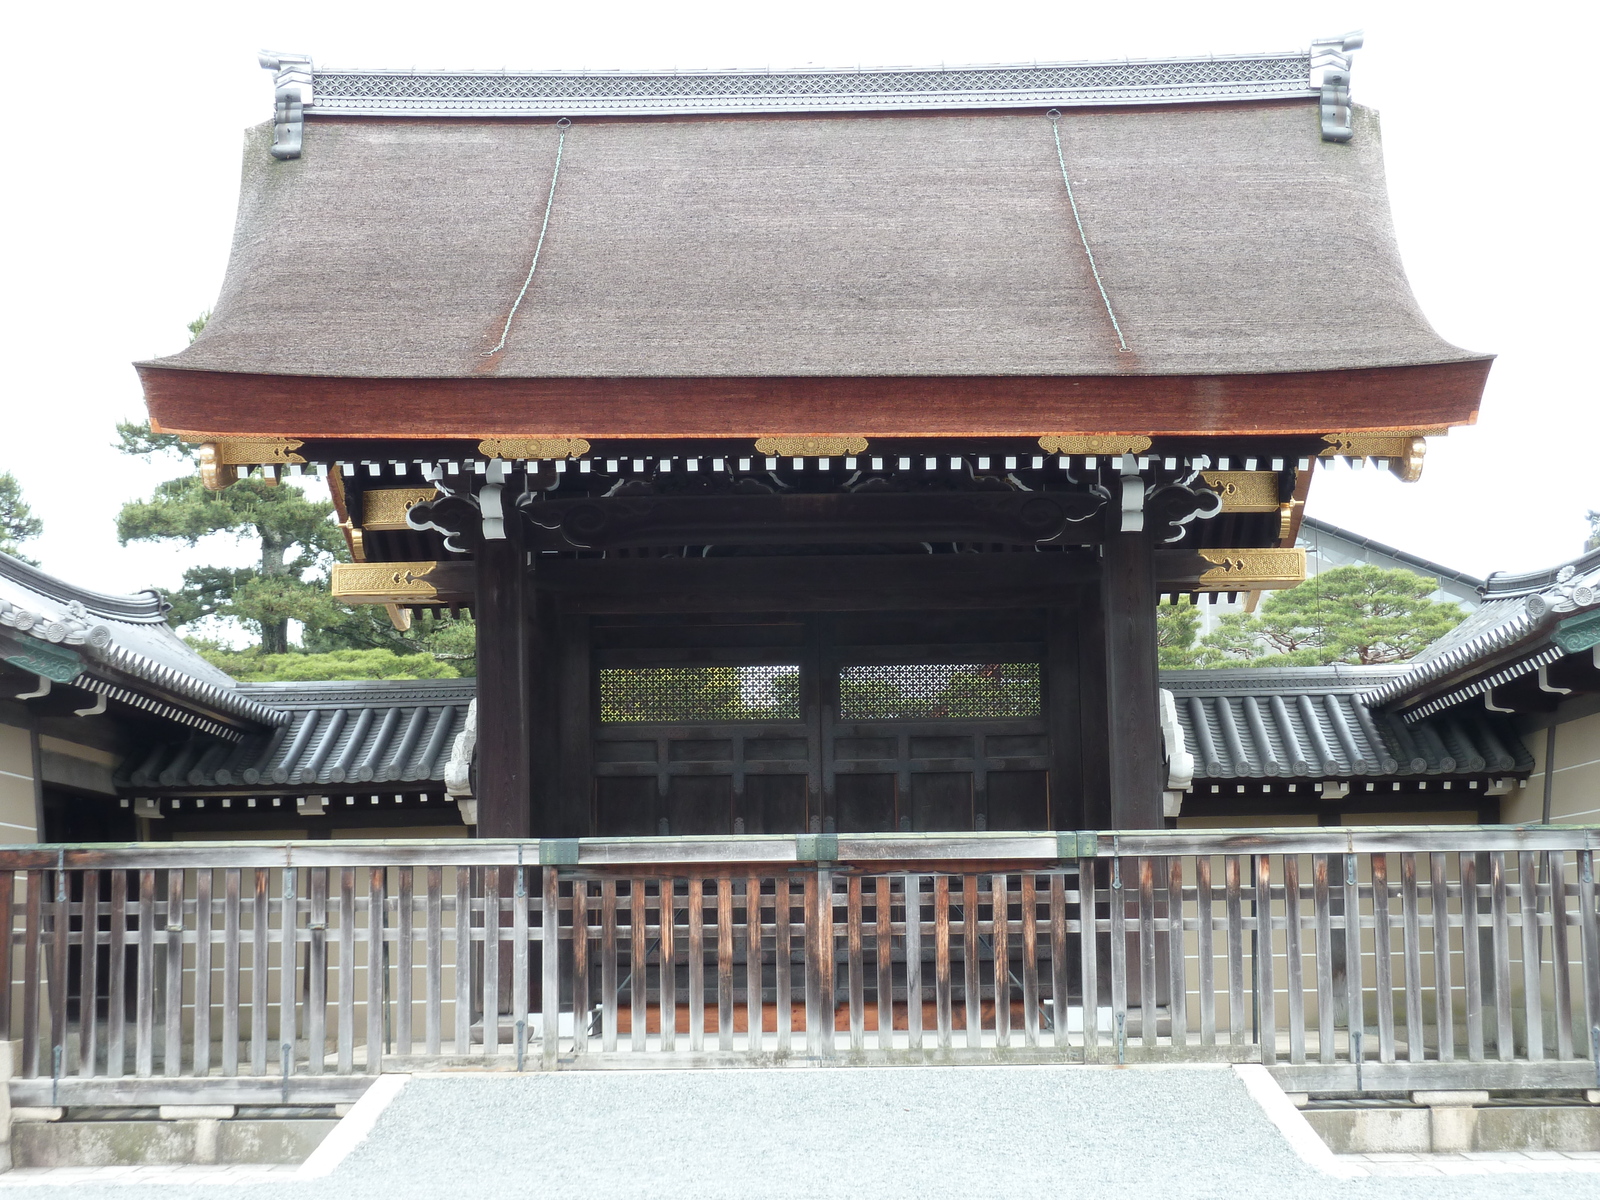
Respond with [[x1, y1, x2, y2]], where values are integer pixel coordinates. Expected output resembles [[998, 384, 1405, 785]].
[[1047, 110, 1129, 354], [487, 118, 571, 357]]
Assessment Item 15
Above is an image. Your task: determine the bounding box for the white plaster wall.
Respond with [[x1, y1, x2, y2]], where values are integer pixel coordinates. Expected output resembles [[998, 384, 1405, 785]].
[[1508, 709, 1600, 824], [0, 723, 37, 843]]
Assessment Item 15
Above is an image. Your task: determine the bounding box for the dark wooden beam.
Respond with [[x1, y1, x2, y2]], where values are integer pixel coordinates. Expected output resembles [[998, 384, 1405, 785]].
[[342, 548, 1281, 612], [521, 490, 1106, 550], [1101, 530, 1164, 828], [474, 525, 531, 838], [536, 553, 1097, 613]]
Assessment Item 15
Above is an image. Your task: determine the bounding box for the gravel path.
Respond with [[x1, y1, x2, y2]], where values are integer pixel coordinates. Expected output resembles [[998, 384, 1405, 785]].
[[1, 1065, 1595, 1199]]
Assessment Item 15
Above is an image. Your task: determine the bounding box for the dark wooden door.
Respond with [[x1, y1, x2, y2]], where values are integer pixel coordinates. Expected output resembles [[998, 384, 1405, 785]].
[[589, 613, 1054, 836]]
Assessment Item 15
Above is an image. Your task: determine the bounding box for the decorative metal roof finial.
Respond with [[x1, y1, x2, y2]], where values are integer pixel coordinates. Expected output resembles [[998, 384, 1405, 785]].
[[1310, 31, 1363, 143], [259, 52, 313, 160]]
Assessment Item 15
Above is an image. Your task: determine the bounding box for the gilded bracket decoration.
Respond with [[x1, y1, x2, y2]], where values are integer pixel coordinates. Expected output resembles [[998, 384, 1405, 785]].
[[361, 488, 440, 531], [1195, 548, 1306, 591], [1198, 471, 1279, 513], [331, 562, 445, 604], [753, 436, 868, 457], [1038, 434, 1152, 456], [1320, 431, 1442, 483], [477, 437, 591, 460], [1278, 500, 1303, 543], [192, 439, 306, 490]]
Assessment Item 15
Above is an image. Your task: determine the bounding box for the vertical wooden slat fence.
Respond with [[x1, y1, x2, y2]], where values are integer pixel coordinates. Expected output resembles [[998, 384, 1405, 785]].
[[5, 827, 1600, 1103]]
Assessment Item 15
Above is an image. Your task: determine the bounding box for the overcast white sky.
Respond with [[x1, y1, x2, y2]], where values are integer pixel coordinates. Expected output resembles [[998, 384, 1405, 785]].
[[4, 0, 1597, 607]]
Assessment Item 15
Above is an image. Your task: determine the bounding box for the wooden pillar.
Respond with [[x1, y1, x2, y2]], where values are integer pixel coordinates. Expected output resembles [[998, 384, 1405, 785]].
[[554, 612, 593, 836], [1045, 604, 1087, 831], [1100, 529, 1163, 828], [474, 526, 532, 839]]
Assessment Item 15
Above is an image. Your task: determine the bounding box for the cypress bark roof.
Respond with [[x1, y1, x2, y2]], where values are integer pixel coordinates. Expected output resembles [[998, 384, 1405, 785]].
[[149, 101, 1482, 385]]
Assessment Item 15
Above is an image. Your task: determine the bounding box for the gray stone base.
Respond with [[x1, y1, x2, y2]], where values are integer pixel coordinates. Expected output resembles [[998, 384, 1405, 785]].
[[1306, 1105, 1600, 1155], [11, 1119, 336, 1168]]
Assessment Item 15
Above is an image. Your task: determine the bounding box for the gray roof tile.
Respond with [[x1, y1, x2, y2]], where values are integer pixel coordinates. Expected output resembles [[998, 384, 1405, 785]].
[[1161, 666, 1530, 779], [125, 679, 472, 792]]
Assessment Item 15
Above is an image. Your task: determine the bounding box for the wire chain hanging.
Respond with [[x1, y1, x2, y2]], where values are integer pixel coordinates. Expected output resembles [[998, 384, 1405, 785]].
[[486, 117, 572, 356], [1047, 110, 1130, 354]]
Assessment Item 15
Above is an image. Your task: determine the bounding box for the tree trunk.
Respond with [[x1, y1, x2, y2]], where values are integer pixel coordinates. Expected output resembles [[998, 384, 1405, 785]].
[[259, 531, 291, 655]]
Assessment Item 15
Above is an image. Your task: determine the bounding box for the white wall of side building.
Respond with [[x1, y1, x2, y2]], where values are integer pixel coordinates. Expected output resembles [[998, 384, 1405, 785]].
[[1508, 705, 1600, 825], [0, 720, 38, 843]]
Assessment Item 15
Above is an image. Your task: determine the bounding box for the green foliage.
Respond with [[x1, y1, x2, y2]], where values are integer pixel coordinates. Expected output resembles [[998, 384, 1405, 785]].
[[1195, 565, 1465, 668], [190, 642, 460, 682], [114, 420, 194, 461], [302, 607, 476, 677], [1156, 599, 1204, 668], [0, 473, 44, 565], [114, 402, 475, 677], [115, 463, 343, 654], [187, 310, 211, 343]]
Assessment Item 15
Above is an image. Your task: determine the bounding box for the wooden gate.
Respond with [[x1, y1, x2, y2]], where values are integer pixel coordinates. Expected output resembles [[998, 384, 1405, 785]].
[[591, 612, 1052, 836]]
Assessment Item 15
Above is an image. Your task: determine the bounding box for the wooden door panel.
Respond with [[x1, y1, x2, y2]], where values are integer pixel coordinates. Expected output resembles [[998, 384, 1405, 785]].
[[742, 775, 808, 834], [595, 777, 658, 836], [835, 774, 896, 833], [908, 773, 973, 831], [667, 776, 733, 835], [986, 770, 1050, 831]]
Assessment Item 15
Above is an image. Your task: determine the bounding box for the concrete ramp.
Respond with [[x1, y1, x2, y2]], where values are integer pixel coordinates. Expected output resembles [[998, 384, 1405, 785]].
[[312, 1065, 1331, 1200]]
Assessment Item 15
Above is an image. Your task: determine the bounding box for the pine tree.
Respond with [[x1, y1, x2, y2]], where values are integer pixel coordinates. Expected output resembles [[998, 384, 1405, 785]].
[[0, 473, 43, 566], [1156, 599, 1204, 668], [113, 394, 474, 674], [1197, 565, 1464, 667], [114, 424, 345, 654]]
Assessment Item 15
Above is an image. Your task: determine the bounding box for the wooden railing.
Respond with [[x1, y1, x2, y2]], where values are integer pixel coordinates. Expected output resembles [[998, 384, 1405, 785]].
[[6, 827, 1599, 1103]]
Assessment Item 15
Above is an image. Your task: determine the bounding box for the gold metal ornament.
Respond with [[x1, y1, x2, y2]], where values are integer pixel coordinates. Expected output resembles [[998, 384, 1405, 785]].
[[477, 437, 592, 460], [192, 439, 306, 490], [331, 562, 447, 603], [361, 488, 438, 531], [753, 436, 869, 457], [1195, 548, 1306, 590], [1319, 431, 1441, 482], [1037, 434, 1153, 456], [1199, 471, 1279, 513]]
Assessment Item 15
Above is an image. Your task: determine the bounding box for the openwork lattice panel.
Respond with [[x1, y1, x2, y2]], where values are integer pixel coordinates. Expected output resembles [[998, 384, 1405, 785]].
[[838, 663, 1041, 720], [311, 55, 1312, 114], [599, 666, 801, 724]]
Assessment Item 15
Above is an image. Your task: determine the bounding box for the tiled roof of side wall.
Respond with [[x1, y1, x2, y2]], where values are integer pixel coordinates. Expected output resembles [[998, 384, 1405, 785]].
[[123, 679, 473, 791], [1359, 544, 1600, 711], [1161, 667, 1532, 780], [0, 550, 284, 730]]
